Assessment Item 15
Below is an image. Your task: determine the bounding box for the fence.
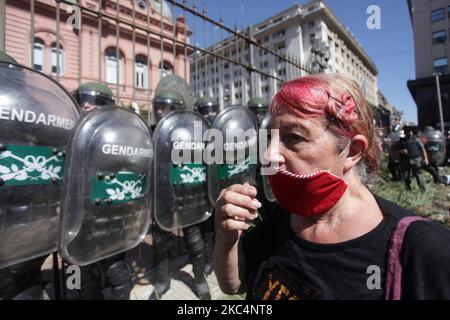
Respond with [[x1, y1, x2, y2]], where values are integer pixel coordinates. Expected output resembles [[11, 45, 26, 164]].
[[1, 0, 312, 124]]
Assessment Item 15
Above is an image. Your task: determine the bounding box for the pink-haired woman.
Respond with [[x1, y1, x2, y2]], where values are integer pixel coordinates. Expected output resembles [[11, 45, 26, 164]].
[[213, 74, 450, 300]]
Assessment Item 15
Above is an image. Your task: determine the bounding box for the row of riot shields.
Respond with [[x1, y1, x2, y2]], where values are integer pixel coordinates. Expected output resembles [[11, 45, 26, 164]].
[[153, 103, 279, 231], [0, 64, 276, 295], [153, 106, 263, 231], [0, 62, 154, 271]]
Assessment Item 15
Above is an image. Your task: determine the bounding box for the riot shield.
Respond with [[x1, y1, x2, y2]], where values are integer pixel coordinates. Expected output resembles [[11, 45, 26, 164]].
[[0, 62, 81, 269], [155, 75, 195, 111], [59, 106, 153, 266], [423, 130, 446, 165], [259, 112, 276, 202], [153, 111, 210, 231], [207, 106, 258, 205], [387, 131, 402, 163]]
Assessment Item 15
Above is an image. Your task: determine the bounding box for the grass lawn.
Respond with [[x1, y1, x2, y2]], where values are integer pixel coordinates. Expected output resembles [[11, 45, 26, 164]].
[[371, 156, 450, 227]]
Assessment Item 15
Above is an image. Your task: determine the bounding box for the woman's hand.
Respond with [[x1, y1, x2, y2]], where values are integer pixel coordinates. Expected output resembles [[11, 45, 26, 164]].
[[215, 183, 261, 246]]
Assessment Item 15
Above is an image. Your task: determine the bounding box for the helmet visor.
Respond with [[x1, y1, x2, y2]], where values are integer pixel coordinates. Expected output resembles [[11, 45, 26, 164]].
[[154, 103, 176, 122], [75, 93, 115, 113], [199, 105, 219, 118], [249, 107, 267, 124]]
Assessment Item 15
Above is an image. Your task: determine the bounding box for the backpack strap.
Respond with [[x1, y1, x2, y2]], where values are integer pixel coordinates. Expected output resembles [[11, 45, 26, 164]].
[[385, 216, 428, 300]]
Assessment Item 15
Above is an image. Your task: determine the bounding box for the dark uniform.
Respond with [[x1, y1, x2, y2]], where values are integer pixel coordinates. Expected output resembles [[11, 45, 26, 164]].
[[71, 82, 132, 300], [420, 127, 446, 184], [387, 131, 405, 182], [397, 131, 426, 192], [195, 96, 220, 275], [151, 90, 211, 300]]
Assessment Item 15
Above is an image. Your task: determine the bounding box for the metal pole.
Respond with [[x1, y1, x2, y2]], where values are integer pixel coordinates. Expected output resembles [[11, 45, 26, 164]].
[[160, 0, 164, 79], [183, 0, 188, 80], [193, 0, 198, 98], [132, 0, 136, 102], [434, 73, 445, 134], [287, 54, 292, 81], [172, 0, 177, 75], [61, 261, 67, 300], [212, 19, 216, 99], [52, 252, 61, 300], [56, 2, 61, 82], [220, 14, 224, 109], [98, 0, 102, 81], [30, 0, 35, 68], [0, 0, 5, 51], [203, 2, 208, 96], [115, 0, 120, 103], [147, 3, 152, 124], [234, 22, 242, 105], [78, 5, 83, 86], [248, 26, 255, 98]]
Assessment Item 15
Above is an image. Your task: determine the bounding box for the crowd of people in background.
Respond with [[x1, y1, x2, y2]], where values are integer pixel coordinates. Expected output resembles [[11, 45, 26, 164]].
[[386, 125, 450, 191]]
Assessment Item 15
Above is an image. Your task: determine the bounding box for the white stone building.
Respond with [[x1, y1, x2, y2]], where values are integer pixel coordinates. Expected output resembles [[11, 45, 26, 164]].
[[190, 0, 378, 109]]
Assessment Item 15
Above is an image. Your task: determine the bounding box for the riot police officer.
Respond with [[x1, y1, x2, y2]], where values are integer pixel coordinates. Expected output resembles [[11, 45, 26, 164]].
[[247, 97, 269, 126], [73, 82, 115, 113], [420, 126, 446, 184], [387, 130, 405, 182], [194, 96, 220, 275], [195, 96, 220, 125], [0, 50, 81, 299], [70, 82, 132, 300], [398, 127, 428, 192], [151, 88, 211, 300]]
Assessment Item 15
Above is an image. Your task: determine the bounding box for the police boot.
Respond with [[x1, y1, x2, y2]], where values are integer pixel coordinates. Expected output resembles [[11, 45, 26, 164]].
[[151, 258, 170, 299], [203, 231, 214, 275], [191, 254, 211, 300], [105, 261, 131, 300]]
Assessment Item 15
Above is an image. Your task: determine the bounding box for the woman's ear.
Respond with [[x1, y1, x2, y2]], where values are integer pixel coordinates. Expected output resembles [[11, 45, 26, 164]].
[[343, 134, 368, 173]]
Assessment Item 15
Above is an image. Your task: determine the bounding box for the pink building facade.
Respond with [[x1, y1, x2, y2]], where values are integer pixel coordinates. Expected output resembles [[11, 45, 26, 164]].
[[4, 0, 191, 115]]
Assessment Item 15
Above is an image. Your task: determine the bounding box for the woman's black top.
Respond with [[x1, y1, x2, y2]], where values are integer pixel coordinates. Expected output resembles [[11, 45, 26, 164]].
[[241, 195, 450, 300]]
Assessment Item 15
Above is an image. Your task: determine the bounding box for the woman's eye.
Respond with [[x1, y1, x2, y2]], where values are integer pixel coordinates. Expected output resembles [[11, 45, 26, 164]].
[[283, 133, 306, 144]]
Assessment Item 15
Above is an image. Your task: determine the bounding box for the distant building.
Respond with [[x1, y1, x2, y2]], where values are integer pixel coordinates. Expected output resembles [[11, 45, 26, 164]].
[[190, 0, 379, 109], [407, 0, 450, 130], [1, 0, 191, 112], [375, 91, 404, 133]]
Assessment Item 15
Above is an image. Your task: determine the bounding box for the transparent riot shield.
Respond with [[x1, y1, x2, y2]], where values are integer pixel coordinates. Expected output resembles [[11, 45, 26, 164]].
[[0, 62, 80, 269], [153, 111, 211, 231], [59, 107, 153, 266], [207, 106, 258, 205]]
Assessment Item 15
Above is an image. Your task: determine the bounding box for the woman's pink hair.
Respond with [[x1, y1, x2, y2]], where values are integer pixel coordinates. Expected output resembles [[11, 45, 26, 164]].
[[271, 73, 380, 174]]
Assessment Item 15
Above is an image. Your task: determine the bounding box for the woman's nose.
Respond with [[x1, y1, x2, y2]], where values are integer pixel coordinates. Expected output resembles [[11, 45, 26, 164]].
[[263, 135, 284, 166]]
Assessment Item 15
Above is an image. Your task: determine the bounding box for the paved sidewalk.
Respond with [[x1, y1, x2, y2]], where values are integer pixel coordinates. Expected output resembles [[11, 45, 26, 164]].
[[130, 253, 229, 300], [127, 235, 243, 301]]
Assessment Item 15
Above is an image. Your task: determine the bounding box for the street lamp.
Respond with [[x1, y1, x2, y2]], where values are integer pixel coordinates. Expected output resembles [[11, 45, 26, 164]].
[[432, 72, 446, 134]]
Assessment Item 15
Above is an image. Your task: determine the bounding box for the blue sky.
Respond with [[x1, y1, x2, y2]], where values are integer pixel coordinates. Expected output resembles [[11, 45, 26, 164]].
[[177, 0, 417, 123]]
